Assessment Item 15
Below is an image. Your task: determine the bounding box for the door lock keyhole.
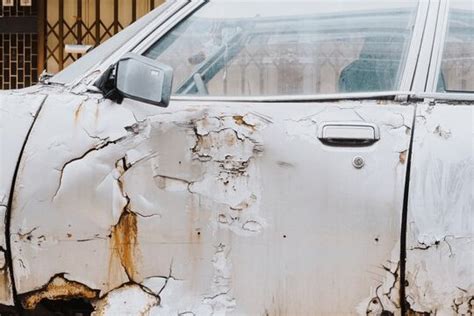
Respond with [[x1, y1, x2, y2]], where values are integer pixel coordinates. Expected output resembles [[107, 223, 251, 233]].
[[352, 156, 365, 169]]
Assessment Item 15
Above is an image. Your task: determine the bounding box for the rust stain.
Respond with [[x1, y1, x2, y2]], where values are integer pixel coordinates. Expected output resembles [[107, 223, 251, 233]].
[[399, 150, 407, 164], [0, 268, 12, 304], [110, 211, 139, 281], [233, 115, 255, 130], [193, 134, 210, 153], [21, 274, 99, 310], [225, 131, 237, 146], [73, 102, 84, 123]]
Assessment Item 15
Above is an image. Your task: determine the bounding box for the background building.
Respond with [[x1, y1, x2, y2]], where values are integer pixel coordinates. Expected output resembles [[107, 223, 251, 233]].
[[0, 0, 164, 90]]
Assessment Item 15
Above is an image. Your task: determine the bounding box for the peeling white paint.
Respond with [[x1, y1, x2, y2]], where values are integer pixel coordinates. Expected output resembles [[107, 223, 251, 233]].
[[406, 103, 474, 314], [357, 247, 401, 316], [4, 88, 471, 315], [7, 93, 415, 314], [0, 89, 46, 305], [93, 284, 159, 315]]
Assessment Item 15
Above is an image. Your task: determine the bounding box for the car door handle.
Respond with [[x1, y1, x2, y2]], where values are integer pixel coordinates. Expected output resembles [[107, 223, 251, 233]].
[[318, 122, 380, 146]]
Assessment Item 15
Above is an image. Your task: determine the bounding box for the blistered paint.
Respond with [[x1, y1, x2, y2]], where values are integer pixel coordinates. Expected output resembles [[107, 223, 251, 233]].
[[0, 88, 47, 306], [93, 283, 159, 316], [8, 88, 415, 314], [406, 103, 473, 314]]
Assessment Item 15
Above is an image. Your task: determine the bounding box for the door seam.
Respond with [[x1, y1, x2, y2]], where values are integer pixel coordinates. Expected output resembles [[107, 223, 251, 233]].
[[399, 103, 417, 315], [5, 95, 47, 313]]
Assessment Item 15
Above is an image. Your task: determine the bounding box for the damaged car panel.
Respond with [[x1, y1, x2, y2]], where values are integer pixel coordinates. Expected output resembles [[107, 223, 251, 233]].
[[0, 88, 47, 306], [406, 103, 473, 315], [0, 0, 473, 315], [404, 1, 474, 313], [10, 94, 415, 315]]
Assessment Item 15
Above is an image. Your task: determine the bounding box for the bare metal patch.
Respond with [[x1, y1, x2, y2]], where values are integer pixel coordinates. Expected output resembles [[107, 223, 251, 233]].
[[21, 274, 99, 310]]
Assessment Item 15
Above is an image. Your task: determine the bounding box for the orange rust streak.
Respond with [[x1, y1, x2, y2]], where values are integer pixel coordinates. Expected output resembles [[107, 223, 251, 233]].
[[110, 211, 139, 281], [73, 102, 84, 123], [0, 268, 12, 304], [233, 115, 255, 130]]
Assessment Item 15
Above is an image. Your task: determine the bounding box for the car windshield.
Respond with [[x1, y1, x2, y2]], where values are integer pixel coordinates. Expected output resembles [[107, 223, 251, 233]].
[[144, 0, 419, 96]]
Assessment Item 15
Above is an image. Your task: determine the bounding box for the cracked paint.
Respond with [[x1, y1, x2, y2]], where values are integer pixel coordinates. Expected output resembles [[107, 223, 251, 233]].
[[93, 283, 159, 316], [357, 254, 401, 316], [8, 92, 418, 314], [406, 103, 473, 314], [0, 89, 46, 305], [203, 244, 235, 314]]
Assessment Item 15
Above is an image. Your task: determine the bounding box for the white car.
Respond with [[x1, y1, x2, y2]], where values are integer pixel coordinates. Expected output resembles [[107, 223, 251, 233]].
[[0, 0, 472, 315]]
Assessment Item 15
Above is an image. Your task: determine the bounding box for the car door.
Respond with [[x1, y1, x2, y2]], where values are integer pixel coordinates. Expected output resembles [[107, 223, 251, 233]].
[[404, 0, 474, 313], [9, 1, 426, 315]]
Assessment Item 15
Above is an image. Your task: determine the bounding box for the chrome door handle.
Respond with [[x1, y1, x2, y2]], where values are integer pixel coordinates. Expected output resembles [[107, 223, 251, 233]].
[[317, 122, 380, 146]]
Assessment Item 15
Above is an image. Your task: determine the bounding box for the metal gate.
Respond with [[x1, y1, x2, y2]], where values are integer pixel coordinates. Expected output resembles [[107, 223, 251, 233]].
[[43, 0, 164, 73]]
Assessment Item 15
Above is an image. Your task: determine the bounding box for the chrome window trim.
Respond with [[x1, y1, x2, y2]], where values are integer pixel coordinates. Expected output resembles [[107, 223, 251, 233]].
[[411, 0, 441, 92], [425, 0, 450, 92], [399, 0, 430, 91], [413, 92, 474, 102], [133, 0, 207, 55], [170, 91, 410, 103]]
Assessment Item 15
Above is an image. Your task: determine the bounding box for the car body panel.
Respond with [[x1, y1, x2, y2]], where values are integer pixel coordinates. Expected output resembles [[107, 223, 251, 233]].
[[406, 102, 473, 314], [0, 0, 472, 314], [10, 92, 414, 314], [0, 88, 47, 305]]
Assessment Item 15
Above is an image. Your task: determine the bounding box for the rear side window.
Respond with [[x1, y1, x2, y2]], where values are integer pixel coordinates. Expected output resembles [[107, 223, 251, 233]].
[[437, 0, 474, 93], [144, 1, 419, 96]]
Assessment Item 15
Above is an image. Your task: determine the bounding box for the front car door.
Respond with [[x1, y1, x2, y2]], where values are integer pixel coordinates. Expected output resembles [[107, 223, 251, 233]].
[[6, 1, 439, 315]]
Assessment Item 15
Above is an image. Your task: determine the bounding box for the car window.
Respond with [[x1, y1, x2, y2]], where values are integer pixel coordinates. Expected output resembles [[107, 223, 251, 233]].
[[437, 0, 474, 93], [144, 0, 419, 96]]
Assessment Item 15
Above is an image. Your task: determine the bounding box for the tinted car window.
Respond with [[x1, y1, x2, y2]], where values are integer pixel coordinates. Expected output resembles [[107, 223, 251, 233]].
[[144, 1, 419, 96], [437, 0, 474, 93]]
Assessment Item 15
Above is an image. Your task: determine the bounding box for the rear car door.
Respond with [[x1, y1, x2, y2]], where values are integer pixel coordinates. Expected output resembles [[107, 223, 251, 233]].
[[10, 1, 426, 314], [405, 0, 474, 313]]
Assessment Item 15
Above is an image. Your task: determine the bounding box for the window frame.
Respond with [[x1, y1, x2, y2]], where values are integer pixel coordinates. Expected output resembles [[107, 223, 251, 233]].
[[133, 0, 429, 101], [424, 0, 474, 97], [74, 0, 433, 102], [424, 0, 450, 93]]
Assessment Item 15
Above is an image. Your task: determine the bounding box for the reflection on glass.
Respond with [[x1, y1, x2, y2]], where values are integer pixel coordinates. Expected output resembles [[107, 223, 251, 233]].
[[438, 0, 474, 93], [145, 1, 419, 96]]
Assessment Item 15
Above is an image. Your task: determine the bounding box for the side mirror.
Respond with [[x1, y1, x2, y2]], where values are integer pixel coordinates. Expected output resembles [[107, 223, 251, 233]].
[[95, 53, 173, 107]]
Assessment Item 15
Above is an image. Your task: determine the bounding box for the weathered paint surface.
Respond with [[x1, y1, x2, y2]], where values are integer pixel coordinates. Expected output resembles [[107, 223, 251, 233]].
[[0, 88, 46, 306], [406, 103, 473, 315], [8, 89, 415, 314]]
